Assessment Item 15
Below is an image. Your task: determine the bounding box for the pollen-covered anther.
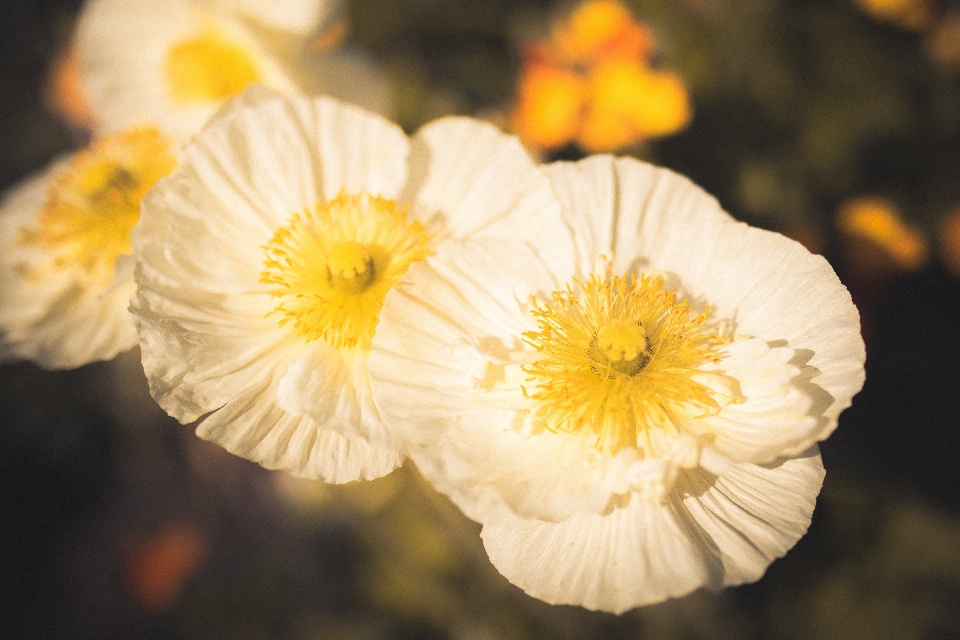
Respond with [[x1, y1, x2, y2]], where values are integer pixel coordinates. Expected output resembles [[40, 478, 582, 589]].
[[326, 241, 375, 293]]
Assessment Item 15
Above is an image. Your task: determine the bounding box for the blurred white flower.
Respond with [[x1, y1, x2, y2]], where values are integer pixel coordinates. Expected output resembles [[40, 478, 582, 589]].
[[0, 127, 176, 368], [130, 87, 574, 483], [368, 156, 865, 612], [216, 0, 341, 36], [75, 0, 386, 140]]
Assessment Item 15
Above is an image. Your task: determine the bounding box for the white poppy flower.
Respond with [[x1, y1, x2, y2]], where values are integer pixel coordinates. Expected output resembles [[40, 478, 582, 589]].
[[75, 0, 353, 141], [367, 155, 865, 612], [0, 127, 176, 369], [130, 87, 574, 483]]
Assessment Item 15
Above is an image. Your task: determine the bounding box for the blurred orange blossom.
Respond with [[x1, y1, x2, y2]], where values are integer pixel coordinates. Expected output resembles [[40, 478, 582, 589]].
[[511, 0, 691, 154]]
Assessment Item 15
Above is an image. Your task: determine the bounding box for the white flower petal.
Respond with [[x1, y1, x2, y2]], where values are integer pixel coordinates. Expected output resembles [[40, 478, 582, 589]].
[[675, 447, 825, 586], [645, 219, 864, 448], [541, 155, 734, 277], [133, 137, 300, 422], [134, 282, 295, 422], [481, 494, 718, 614], [0, 168, 65, 348], [198, 374, 402, 482], [693, 337, 820, 464], [403, 117, 576, 277], [372, 239, 558, 446], [276, 341, 394, 446], [481, 448, 824, 613], [177, 86, 409, 220]]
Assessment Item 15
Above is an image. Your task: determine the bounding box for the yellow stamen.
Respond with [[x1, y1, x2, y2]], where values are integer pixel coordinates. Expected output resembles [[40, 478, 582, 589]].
[[165, 29, 262, 104], [261, 192, 432, 350], [24, 127, 176, 285], [522, 272, 724, 452]]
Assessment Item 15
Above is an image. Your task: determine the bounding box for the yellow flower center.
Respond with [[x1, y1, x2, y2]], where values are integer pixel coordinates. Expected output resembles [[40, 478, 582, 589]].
[[261, 192, 432, 350], [164, 29, 262, 104], [326, 241, 376, 293], [591, 318, 649, 376], [25, 127, 176, 285], [522, 272, 724, 452]]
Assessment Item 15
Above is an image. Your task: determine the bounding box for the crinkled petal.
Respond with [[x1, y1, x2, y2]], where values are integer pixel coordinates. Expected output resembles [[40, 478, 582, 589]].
[[693, 337, 820, 464], [481, 494, 717, 614], [675, 447, 824, 586], [0, 168, 65, 349], [371, 239, 556, 446], [197, 373, 402, 482], [541, 155, 734, 277], [645, 219, 864, 449], [133, 125, 300, 420], [276, 341, 393, 446], [134, 277, 296, 422], [481, 448, 824, 613], [403, 117, 576, 277]]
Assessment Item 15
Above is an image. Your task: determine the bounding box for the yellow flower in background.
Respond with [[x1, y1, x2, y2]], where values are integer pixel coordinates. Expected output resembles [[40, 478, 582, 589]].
[[838, 196, 928, 272], [511, 0, 691, 154], [368, 156, 865, 612], [0, 127, 176, 369], [130, 87, 574, 483]]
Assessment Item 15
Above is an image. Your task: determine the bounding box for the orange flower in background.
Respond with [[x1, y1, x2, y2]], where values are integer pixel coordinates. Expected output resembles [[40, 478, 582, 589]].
[[838, 197, 929, 272], [512, 64, 586, 150], [511, 0, 691, 154], [44, 45, 96, 134], [551, 0, 654, 65], [124, 521, 206, 612]]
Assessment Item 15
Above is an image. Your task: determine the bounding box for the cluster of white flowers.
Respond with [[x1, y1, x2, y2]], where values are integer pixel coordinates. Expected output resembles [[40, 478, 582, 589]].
[[1, 0, 865, 615]]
